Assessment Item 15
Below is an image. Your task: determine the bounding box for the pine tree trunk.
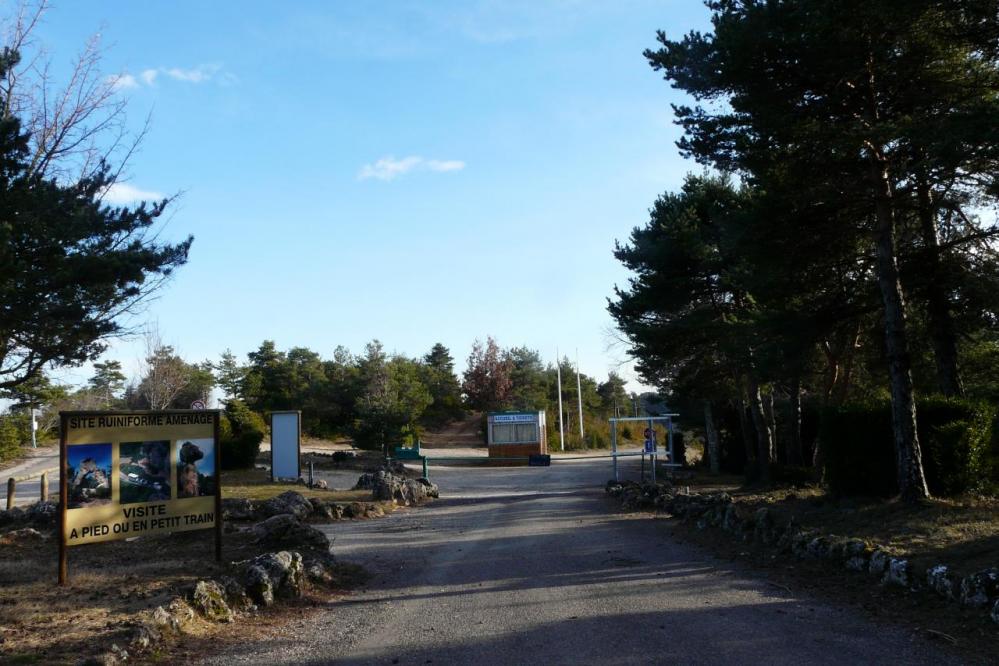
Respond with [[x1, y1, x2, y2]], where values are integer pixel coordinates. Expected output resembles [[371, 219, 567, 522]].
[[703, 400, 721, 474], [917, 179, 964, 397], [873, 163, 930, 502], [738, 388, 756, 465], [746, 373, 774, 483], [765, 390, 778, 460], [788, 374, 803, 466]]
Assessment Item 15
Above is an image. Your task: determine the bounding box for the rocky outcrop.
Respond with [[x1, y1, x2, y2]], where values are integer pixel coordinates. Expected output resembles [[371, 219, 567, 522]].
[[355, 471, 438, 506], [237, 551, 305, 607], [0, 526, 47, 544], [258, 491, 314, 521], [309, 498, 345, 521], [252, 514, 331, 552], [959, 568, 999, 608], [190, 580, 233, 623], [884, 558, 912, 588], [0, 500, 58, 530], [927, 565, 957, 600], [222, 498, 257, 521]]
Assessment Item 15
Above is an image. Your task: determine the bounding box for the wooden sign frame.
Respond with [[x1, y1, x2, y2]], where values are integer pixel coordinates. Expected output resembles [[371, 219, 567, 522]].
[[58, 410, 222, 585]]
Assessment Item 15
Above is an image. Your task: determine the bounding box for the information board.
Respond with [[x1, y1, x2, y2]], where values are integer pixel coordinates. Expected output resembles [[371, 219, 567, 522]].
[[270, 411, 301, 480], [59, 410, 221, 583]]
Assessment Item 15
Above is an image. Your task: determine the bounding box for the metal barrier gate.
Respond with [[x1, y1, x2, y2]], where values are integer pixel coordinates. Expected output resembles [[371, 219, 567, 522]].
[[394, 414, 680, 482]]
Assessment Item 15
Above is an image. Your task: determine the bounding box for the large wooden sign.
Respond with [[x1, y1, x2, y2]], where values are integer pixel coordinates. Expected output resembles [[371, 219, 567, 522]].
[[58, 410, 222, 584]]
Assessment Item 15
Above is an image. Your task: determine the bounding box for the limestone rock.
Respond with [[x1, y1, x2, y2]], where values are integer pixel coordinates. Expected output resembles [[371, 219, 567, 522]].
[[304, 554, 337, 585], [417, 477, 440, 499], [0, 506, 25, 527], [960, 568, 999, 608], [806, 536, 831, 559], [150, 599, 194, 634], [354, 473, 377, 490], [190, 580, 233, 623], [221, 498, 256, 521], [239, 551, 305, 607], [883, 558, 911, 588], [926, 565, 957, 600], [344, 502, 365, 518], [25, 501, 57, 527], [217, 575, 253, 611], [258, 491, 313, 520], [845, 556, 868, 572], [308, 498, 345, 521], [868, 550, 890, 576], [252, 514, 330, 552], [1, 526, 47, 544]]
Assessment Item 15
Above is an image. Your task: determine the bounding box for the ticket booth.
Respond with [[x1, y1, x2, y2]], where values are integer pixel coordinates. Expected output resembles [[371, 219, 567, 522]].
[[487, 411, 547, 464]]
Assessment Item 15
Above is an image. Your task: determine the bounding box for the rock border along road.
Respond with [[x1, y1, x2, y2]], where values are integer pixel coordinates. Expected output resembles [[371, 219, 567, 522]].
[[201, 458, 958, 665]]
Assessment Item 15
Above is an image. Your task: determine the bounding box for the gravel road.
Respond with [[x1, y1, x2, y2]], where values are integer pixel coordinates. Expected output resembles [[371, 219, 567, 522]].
[[201, 457, 959, 665]]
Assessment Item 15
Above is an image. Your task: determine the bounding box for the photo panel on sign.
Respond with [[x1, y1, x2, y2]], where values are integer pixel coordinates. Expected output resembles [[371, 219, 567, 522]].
[[66, 443, 113, 509], [118, 440, 171, 504], [177, 437, 217, 498]]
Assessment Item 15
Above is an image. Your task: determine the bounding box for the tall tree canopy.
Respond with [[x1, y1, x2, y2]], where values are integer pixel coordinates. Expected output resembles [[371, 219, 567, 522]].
[[0, 47, 190, 391], [641, 0, 999, 500]]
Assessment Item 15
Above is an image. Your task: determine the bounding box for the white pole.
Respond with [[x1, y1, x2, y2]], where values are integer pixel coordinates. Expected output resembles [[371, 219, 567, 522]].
[[30, 408, 37, 449], [556, 347, 565, 451], [576, 349, 584, 443]]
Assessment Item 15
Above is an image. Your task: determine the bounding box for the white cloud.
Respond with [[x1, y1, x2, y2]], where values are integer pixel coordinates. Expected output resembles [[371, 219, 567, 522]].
[[426, 159, 466, 172], [164, 64, 220, 83], [108, 73, 138, 91], [358, 156, 466, 181], [100, 183, 164, 205], [111, 65, 226, 91]]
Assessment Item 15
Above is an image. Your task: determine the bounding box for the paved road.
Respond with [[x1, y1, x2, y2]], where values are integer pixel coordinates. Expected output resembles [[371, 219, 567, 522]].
[[0, 446, 58, 506], [203, 458, 956, 665]]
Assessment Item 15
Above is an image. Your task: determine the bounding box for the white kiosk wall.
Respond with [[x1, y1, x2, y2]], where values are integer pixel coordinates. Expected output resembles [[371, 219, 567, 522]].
[[270, 411, 301, 480]]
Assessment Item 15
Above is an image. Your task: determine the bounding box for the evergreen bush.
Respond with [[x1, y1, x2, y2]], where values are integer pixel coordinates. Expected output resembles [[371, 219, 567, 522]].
[[821, 397, 996, 497], [220, 400, 266, 470]]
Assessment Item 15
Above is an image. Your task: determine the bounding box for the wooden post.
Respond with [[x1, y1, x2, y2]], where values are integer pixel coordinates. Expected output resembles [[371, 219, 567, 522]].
[[5, 477, 14, 510], [40, 472, 48, 502], [214, 411, 223, 564], [58, 414, 68, 586]]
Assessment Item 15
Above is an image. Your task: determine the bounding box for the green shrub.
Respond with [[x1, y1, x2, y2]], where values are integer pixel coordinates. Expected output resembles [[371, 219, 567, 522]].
[[0, 412, 30, 463], [220, 400, 266, 470], [821, 397, 996, 497], [0, 415, 22, 462]]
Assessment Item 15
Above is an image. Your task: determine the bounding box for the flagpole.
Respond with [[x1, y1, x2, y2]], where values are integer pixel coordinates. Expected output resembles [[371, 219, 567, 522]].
[[556, 347, 565, 451], [576, 348, 584, 443]]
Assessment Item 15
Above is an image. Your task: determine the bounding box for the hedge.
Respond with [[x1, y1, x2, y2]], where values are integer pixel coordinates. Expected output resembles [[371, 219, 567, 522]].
[[821, 396, 996, 497]]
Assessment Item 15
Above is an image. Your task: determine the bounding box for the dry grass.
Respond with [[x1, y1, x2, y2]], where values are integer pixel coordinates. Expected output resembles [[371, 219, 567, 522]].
[[682, 470, 999, 578], [0, 530, 260, 664], [0, 469, 383, 663], [220, 468, 368, 502]]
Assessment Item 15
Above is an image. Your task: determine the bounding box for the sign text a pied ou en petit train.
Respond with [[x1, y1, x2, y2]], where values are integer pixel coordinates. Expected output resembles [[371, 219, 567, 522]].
[[61, 410, 220, 548]]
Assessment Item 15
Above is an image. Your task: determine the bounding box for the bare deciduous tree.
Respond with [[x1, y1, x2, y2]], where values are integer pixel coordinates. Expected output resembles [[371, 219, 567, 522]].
[[1, 0, 146, 185], [137, 329, 192, 411]]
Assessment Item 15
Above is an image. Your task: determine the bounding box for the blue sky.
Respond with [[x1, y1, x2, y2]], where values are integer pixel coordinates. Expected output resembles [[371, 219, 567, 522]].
[[31, 1, 711, 393]]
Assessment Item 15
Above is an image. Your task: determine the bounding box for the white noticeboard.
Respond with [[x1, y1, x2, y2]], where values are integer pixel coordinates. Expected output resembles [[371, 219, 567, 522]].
[[270, 411, 301, 480]]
